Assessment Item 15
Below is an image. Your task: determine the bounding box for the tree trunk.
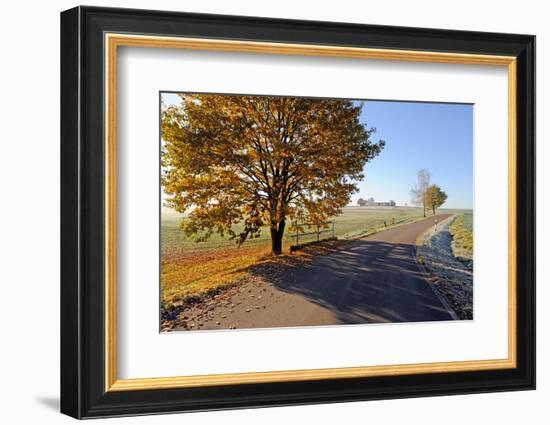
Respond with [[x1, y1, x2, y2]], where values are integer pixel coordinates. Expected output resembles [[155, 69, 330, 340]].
[[270, 219, 286, 255], [423, 205, 426, 217]]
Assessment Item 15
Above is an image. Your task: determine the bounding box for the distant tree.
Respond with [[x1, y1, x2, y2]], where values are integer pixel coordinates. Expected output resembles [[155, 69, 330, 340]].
[[367, 197, 375, 203], [424, 185, 448, 215], [357, 198, 367, 206], [162, 94, 385, 255], [410, 169, 431, 217]]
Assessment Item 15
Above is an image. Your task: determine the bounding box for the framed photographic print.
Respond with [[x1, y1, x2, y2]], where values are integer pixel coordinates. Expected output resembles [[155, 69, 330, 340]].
[[60, 6, 535, 419]]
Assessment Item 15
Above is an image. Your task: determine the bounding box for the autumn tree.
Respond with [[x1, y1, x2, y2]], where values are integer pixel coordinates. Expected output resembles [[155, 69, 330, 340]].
[[410, 168, 431, 217], [424, 185, 448, 215], [161, 94, 385, 255]]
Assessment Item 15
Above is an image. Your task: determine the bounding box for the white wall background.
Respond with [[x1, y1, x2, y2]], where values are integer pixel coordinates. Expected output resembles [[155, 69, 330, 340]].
[[0, 0, 544, 423]]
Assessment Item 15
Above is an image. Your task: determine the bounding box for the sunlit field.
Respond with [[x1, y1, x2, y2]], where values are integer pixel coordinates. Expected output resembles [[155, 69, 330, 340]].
[[462, 212, 473, 231], [449, 212, 474, 258], [160, 206, 470, 308], [162, 206, 429, 255]]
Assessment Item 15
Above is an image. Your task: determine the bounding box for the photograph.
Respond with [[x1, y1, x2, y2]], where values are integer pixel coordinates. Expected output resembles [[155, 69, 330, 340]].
[[160, 93, 474, 331], [57, 5, 536, 419]]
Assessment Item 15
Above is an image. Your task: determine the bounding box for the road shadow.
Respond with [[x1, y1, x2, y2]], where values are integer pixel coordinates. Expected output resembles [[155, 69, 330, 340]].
[[250, 239, 454, 324]]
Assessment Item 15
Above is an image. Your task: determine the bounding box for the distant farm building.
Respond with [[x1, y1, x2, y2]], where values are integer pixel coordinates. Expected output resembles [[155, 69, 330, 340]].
[[357, 197, 396, 207]]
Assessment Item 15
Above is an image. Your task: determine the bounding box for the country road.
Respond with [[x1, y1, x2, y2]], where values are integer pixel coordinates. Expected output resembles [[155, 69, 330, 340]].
[[172, 214, 454, 332]]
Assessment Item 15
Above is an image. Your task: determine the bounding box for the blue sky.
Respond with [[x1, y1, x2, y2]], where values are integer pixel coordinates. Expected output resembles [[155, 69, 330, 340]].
[[356, 100, 473, 209], [161, 93, 473, 209]]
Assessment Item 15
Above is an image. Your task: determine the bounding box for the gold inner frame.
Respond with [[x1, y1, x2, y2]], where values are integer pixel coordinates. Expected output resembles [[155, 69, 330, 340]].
[[104, 33, 517, 392]]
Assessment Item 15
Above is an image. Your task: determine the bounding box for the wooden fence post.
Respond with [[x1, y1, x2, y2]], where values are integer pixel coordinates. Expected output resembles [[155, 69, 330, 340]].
[[291, 221, 336, 251]]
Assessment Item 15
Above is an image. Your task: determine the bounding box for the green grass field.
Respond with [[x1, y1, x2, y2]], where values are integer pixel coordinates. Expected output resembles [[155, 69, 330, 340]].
[[160, 206, 458, 255], [449, 212, 474, 258], [462, 212, 473, 231]]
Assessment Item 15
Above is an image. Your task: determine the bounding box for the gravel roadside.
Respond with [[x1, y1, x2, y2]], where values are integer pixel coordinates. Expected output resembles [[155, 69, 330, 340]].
[[417, 215, 473, 320]]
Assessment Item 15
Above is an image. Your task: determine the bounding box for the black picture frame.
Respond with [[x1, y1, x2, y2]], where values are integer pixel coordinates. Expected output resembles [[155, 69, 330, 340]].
[[61, 5, 535, 419]]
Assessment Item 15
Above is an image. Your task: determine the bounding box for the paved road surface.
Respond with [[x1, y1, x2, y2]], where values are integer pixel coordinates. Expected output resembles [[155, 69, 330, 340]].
[[177, 214, 454, 331]]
